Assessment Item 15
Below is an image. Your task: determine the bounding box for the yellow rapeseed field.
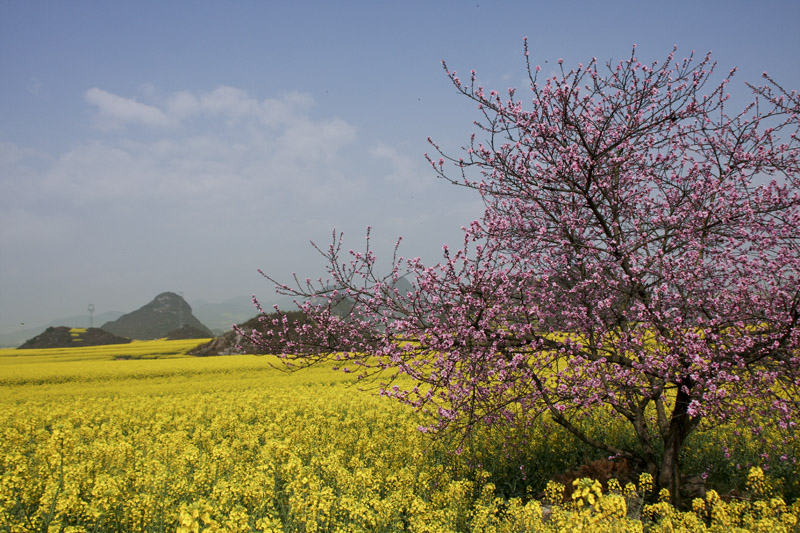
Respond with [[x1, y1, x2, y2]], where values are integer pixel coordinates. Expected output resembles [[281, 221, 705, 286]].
[[1, 341, 798, 532]]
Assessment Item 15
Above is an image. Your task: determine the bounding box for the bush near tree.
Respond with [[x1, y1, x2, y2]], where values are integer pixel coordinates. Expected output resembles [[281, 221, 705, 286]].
[[246, 43, 800, 505]]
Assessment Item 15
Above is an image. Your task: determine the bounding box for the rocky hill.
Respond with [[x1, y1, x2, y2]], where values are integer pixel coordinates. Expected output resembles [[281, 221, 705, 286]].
[[190, 282, 413, 356], [101, 292, 213, 340], [190, 310, 313, 356], [18, 327, 131, 349]]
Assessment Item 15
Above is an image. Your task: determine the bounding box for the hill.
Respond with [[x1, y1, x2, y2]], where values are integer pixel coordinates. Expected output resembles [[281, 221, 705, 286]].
[[191, 279, 413, 356], [18, 326, 131, 349], [190, 311, 314, 356], [101, 292, 213, 340]]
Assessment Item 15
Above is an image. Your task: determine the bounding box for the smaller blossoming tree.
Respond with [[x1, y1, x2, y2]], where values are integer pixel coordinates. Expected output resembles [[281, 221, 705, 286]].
[[245, 43, 800, 503]]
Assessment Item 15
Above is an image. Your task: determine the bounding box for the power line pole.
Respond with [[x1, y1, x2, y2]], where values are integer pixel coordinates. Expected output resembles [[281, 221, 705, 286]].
[[88, 304, 95, 328]]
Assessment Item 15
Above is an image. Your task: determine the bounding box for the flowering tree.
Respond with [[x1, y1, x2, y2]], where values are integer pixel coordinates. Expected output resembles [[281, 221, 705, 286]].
[[246, 44, 800, 502]]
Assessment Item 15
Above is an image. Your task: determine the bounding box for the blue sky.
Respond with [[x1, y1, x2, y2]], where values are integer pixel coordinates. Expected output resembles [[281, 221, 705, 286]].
[[2, 1, 799, 333]]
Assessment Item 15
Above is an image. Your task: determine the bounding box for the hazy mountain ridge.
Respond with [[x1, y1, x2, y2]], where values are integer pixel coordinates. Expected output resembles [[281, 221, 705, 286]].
[[189, 296, 263, 335], [0, 295, 260, 348], [0, 282, 412, 348]]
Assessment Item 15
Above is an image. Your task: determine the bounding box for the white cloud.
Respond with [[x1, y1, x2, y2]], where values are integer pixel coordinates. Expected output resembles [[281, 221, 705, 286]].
[[38, 85, 365, 217], [370, 143, 428, 191], [275, 116, 356, 163], [193, 87, 317, 129], [197, 86, 258, 119], [4, 84, 473, 290], [44, 141, 141, 202], [84, 87, 173, 129], [84, 85, 327, 134], [0, 140, 44, 169], [88, 85, 325, 135], [6, 86, 464, 249], [166, 91, 200, 118]]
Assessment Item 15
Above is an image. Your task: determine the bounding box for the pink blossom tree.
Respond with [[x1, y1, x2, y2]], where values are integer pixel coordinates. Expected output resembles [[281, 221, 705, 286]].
[[245, 43, 800, 503]]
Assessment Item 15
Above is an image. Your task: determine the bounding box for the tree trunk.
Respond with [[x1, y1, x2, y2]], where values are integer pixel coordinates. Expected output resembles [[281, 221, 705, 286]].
[[657, 384, 698, 508], [659, 432, 683, 505]]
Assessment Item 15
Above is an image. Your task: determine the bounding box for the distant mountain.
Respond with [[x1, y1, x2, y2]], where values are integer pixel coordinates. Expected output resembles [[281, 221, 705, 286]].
[[190, 278, 415, 357], [190, 310, 314, 356], [0, 279, 416, 348], [101, 292, 213, 340], [18, 326, 131, 349], [190, 295, 303, 335], [0, 311, 124, 348], [189, 296, 261, 335]]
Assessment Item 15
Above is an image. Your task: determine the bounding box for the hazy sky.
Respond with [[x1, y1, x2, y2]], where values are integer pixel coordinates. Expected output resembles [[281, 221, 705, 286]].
[[2, 1, 799, 333]]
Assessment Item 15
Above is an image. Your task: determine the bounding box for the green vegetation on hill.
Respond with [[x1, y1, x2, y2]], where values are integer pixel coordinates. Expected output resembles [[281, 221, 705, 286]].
[[17, 326, 131, 349]]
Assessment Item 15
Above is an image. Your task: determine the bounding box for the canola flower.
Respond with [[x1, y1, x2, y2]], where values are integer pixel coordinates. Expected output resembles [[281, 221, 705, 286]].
[[1, 342, 798, 532]]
